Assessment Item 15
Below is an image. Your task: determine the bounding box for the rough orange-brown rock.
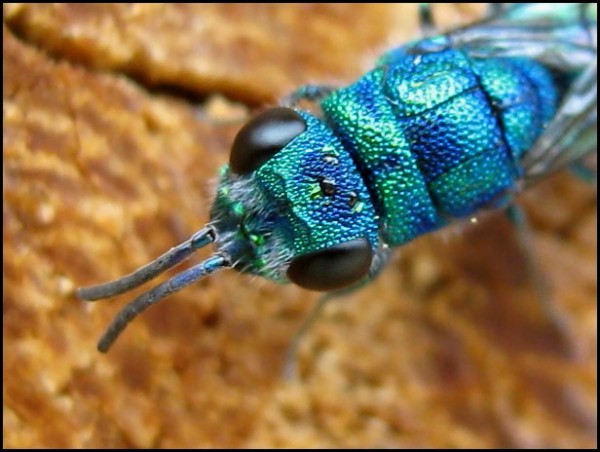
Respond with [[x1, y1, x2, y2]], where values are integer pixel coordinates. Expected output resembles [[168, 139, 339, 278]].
[[3, 4, 596, 448]]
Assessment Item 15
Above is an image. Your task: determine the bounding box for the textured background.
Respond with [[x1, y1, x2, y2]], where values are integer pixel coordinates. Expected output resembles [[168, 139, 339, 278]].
[[3, 4, 597, 448]]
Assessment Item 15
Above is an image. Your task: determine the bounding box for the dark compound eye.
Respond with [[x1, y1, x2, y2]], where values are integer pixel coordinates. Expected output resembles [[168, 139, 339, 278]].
[[287, 238, 373, 291], [229, 107, 306, 175]]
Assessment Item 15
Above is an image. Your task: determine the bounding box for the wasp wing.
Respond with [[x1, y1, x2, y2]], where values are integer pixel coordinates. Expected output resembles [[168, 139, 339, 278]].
[[446, 3, 597, 187], [521, 61, 596, 186]]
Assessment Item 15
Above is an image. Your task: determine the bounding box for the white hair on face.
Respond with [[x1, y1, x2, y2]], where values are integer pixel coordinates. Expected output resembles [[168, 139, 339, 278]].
[[211, 173, 295, 282]]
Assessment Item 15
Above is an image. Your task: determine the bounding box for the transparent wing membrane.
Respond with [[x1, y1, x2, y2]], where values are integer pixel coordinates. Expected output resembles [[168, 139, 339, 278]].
[[522, 62, 597, 186], [445, 3, 597, 187]]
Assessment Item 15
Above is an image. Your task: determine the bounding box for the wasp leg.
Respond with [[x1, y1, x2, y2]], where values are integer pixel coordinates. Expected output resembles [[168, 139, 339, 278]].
[[418, 3, 436, 37], [283, 246, 391, 379], [486, 3, 507, 18], [505, 204, 573, 350], [376, 4, 441, 67], [282, 281, 367, 380], [283, 291, 334, 380], [280, 84, 336, 108], [569, 160, 597, 184]]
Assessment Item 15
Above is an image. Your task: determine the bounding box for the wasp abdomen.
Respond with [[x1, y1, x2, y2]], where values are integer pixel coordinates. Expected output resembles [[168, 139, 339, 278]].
[[322, 46, 558, 246]]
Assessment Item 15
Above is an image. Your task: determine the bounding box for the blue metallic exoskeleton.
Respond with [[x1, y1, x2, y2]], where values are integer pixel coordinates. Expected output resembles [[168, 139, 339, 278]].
[[78, 4, 597, 353]]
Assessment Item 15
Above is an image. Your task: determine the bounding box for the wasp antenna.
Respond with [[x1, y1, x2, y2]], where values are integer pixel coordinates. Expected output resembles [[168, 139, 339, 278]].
[[97, 252, 231, 353], [77, 226, 217, 301]]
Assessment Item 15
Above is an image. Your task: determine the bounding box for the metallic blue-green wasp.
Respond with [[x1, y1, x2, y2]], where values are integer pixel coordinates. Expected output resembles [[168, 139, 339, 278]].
[[78, 4, 597, 357]]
